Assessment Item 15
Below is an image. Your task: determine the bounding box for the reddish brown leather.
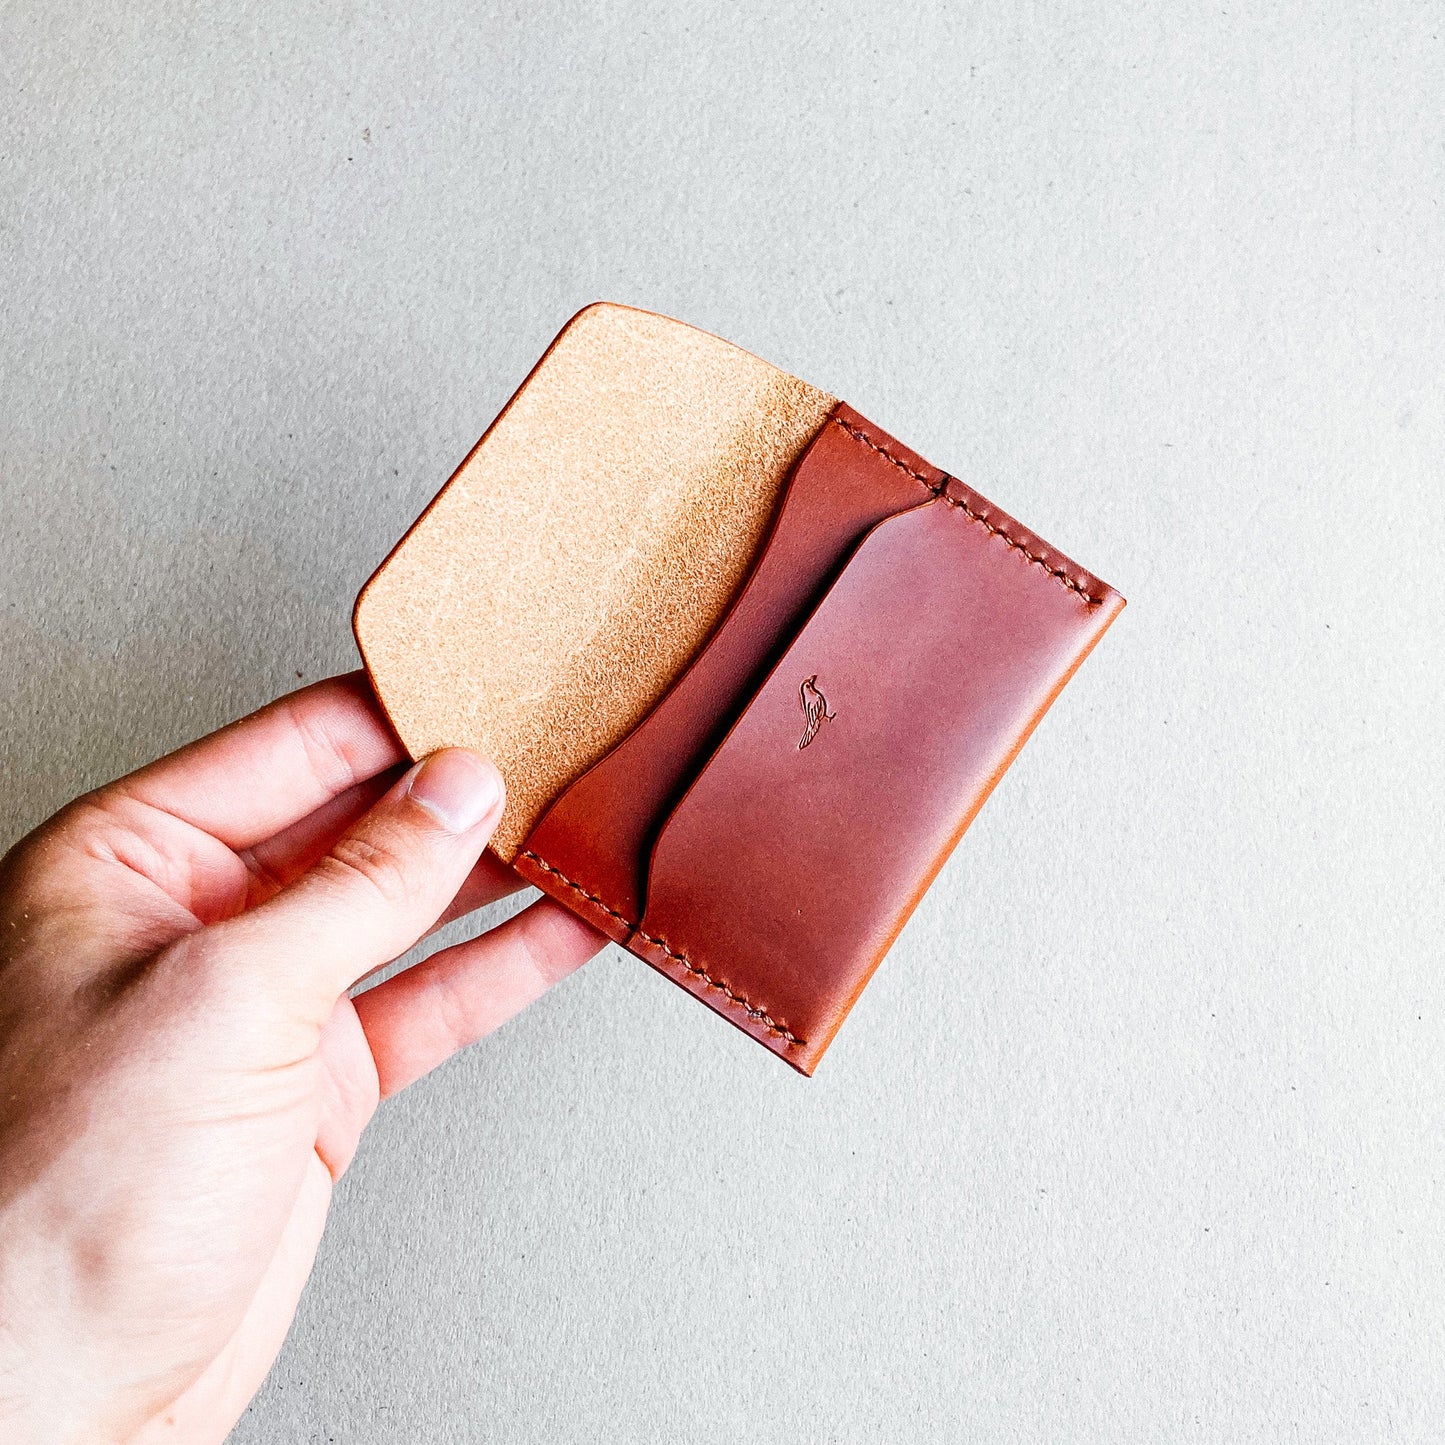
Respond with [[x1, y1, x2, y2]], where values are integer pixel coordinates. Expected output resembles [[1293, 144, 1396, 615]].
[[631, 494, 1124, 1073], [512, 403, 937, 936], [515, 406, 1125, 1073]]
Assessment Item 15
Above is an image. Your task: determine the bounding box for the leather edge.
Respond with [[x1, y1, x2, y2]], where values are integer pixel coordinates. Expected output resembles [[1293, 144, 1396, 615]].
[[791, 581, 1127, 1070], [832, 404, 1124, 613], [513, 846, 634, 946]]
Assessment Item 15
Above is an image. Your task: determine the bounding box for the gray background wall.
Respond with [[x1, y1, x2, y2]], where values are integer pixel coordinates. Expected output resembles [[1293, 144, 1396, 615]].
[[2, 3, 1442, 1441]]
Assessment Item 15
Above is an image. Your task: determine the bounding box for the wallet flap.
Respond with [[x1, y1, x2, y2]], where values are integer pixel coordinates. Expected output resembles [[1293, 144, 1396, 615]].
[[353, 303, 834, 855]]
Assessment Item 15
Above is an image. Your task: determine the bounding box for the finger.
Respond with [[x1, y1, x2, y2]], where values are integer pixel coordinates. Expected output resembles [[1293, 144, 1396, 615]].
[[238, 767, 402, 899], [337, 850, 530, 997], [352, 897, 607, 1096], [239, 767, 523, 922], [204, 748, 505, 1005], [106, 672, 407, 851], [429, 852, 526, 930]]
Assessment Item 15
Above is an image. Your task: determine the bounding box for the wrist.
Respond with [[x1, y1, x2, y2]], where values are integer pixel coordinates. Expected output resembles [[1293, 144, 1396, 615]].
[[0, 1280, 132, 1445]]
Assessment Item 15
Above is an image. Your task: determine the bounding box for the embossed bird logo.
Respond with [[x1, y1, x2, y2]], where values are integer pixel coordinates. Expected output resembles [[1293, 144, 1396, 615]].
[[797, 675, 835, 750]]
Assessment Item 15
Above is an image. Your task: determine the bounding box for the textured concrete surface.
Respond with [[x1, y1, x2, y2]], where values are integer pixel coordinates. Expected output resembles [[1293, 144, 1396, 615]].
[[2, 3, 1442, 1441]]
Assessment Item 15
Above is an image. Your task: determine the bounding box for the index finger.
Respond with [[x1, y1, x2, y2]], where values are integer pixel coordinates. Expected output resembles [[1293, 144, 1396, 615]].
[[105, 671, 409, 851]]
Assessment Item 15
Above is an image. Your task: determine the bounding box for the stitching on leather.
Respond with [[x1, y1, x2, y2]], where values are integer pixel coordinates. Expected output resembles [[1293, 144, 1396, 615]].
[[833, 415, 937, 487], [634, 930, 804, 1047], [519, 850, 634, 927], [518, 851, 805, 1049], [831, 415, 1105, 606]]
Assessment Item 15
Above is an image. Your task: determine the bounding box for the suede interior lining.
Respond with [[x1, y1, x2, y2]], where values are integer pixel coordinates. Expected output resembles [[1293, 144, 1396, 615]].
[[354, 303, 836, 857]]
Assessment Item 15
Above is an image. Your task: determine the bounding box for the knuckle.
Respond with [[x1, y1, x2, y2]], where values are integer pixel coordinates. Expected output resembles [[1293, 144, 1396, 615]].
[[0, 829, 46, 897], [0, 793, 109, 899], [321, 833, 416, 909], [280, 693, 367, 796], [433, 968, 477, 1051]]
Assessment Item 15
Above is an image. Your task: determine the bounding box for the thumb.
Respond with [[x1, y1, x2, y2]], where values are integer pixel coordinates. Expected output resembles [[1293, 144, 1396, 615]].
[[206, 748, 505, 1008]]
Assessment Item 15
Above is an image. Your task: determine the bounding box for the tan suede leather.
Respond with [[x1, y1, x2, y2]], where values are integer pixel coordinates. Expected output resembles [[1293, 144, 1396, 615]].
[[355, 308, 1126, 1073], [354, 303, 834, 855]]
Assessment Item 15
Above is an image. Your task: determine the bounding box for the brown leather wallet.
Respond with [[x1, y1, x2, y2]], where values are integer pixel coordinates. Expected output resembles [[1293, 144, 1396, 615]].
[[355, 304, 1125, 1074]]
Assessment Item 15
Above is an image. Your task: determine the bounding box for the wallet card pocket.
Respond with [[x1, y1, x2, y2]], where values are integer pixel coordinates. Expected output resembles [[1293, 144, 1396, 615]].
[[513, 405, 1123, 1073], [628, 490, 1124, 1073], [513, 405, 940, 935]]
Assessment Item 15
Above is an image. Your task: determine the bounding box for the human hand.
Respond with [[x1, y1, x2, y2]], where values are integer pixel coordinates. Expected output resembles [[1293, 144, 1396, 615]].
[[0, 673, 606, 1442]]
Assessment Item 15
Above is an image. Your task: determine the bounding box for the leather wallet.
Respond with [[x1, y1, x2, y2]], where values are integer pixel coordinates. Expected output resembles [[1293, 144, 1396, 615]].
[[354, 304, 1125, 1074]]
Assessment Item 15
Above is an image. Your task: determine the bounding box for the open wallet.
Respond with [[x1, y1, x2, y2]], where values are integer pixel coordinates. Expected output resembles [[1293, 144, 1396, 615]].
[[354, 304, 1126, 1075]]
